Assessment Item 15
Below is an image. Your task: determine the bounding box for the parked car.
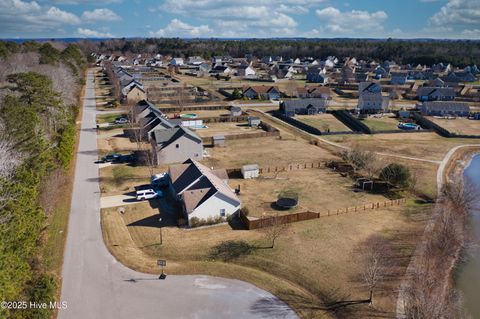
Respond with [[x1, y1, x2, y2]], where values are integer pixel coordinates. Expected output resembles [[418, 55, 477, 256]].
[[114, 117, 129, 125], [100, 153, 122, 163], [136, 189, 163, 201], [99, 153, 134, 164]]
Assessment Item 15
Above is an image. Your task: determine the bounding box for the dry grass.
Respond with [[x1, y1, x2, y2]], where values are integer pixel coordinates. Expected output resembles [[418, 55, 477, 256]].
[[235, 169, 388, 218], [102, 199, 426, 319], [323, 133, 480, 161], [427, 117, 480, 136], [296, 114, 352, 132], [194, 121, 264, 137], [203, 136, 336, 168]]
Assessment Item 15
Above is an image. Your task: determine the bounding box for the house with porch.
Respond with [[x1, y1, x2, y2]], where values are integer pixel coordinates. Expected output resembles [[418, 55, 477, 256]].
[[168, 159, 241, 225]]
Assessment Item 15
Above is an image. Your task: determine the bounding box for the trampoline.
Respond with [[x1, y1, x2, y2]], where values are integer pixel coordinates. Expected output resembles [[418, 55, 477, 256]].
[[276, 197, 298, 210], [180, 113, 198, 119]]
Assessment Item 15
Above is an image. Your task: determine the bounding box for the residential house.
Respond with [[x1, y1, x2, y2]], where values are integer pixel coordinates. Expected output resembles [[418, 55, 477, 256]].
[[212, 56, 223, 64], [375, 67, 388, 79], [151, 126, 203, 165], [170, 57, 184, 66], [442, 71, 477, 83], [187, 56, 204, 65], [419, 101, 470, 116], [390, 71, 409, 85], [210, 65, 233, 75], [417, 87, 455, 101], [121, 79, 144, 97], [125, 85, 146, 104], [168, 159, 240, 224], [243, 86, 281, 100], [279, 98, 328, 117], [237, 63, 256, 77], [198, 63, 211, 73], [306, 68, 329, 84], [358, 82, 389, 112]]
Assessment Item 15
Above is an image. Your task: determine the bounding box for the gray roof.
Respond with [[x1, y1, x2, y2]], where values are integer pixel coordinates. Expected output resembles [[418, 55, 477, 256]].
[[282, 98, 327, 109], [152, 126, 202, 149]]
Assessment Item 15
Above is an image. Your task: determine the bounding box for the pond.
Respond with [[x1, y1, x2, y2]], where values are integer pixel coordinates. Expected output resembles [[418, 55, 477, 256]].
[[457, 154, 480, 317]]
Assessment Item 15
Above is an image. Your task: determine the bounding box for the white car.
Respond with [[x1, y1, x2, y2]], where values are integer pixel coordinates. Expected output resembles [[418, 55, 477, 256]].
[[136, 189, 162, 201], [114, 117, 129, 125]]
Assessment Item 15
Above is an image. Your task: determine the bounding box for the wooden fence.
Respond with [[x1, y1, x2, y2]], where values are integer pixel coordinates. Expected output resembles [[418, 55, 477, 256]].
[[258, 161, 325, 174], [240, 198, 407, 230]]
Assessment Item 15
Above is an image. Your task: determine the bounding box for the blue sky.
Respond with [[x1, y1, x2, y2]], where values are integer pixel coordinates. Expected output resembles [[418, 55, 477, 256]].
[[0, 0, 479, 39]]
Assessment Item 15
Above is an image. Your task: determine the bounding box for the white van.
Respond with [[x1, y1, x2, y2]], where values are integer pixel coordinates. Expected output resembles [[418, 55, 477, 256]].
[[136, 189, 162, 201]]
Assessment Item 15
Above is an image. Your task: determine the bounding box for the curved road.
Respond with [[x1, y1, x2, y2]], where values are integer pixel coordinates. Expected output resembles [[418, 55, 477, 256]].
[[58, 71, 298, 319]]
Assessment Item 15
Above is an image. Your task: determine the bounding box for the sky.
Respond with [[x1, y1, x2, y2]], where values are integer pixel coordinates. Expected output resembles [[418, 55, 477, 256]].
[[0, 0, 479, 39]]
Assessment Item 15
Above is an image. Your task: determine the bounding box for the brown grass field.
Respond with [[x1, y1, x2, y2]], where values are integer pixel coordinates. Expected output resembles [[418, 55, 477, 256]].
[[427, 117, 480, 136], [203, 136, 336, 168], [194, 121, 264, 137], [234, 169, 388, 218]]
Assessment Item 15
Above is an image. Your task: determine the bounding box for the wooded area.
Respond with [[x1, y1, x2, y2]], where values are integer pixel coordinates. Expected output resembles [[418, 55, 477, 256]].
[[0, 42, 86, 319]]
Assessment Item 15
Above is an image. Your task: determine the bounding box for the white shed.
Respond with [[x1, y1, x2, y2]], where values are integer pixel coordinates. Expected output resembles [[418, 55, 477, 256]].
[[241, 164, 259, 179]]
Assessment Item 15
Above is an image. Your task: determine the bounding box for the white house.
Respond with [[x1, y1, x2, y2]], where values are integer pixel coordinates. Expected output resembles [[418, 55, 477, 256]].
[[170, 57, 184, 66], [358, 82, 389, 112], [237, 64, 256, 77], [168, 160, 241, 224]]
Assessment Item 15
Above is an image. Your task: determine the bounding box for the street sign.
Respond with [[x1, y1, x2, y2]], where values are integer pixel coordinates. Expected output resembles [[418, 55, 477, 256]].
[[157, 260, 166, 267]]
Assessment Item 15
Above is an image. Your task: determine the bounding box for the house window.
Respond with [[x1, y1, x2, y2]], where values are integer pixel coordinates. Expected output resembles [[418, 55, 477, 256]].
[[176, 144, 179, 148], [220, 209, 226, 217]]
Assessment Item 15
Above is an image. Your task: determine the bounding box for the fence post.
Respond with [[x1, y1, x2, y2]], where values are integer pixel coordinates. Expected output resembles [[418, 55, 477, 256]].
[[327, 210, 330, 216], [346, 207, 348, 213], [355, 206, 357, 212], [364, 204, 366, 210], [372, 203, 375, 209], [384, 201, 387, 207]]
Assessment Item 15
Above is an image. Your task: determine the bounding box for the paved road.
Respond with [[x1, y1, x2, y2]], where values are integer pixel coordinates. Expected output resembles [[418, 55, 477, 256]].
[[59, 71, 298, 319]]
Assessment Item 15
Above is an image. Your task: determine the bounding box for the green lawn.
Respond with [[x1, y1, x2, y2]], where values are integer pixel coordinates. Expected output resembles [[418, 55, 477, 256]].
[[96, 113, 126, 124]]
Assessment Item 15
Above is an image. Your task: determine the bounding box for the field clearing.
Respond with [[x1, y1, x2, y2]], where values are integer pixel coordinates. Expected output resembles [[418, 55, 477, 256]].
[[323, 132, 480, 161], [194, 121, 263, 137], [236, 169, 389, 217], [359, 116, 401, 131], [102, 198, 427, 318], [296, 114, 352, 132], [203, 136, 337, 168], [427, 117, 480, 136]]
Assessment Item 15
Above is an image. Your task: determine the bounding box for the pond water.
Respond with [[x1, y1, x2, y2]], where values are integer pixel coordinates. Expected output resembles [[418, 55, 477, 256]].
[[457, 154, 480, 317]]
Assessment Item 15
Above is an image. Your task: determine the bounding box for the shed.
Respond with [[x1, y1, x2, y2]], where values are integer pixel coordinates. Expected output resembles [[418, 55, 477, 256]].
[[248, 116, 261, 127], [241, 164, 259, 179], [230, 106, 242, 117], [213, 135, 226, 147]]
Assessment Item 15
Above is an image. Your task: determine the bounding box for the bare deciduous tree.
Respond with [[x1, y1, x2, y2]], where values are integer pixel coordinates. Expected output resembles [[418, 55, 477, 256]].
[[261, 215, 289, 248], [357, 235, 390, 305]]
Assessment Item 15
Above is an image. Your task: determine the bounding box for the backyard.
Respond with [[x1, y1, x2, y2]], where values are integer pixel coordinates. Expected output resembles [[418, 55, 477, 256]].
[[296, 114, 352, 132], [101, 198, 428, 319], [359, 115, 401, 131], [427, 117, 480, 136]]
